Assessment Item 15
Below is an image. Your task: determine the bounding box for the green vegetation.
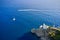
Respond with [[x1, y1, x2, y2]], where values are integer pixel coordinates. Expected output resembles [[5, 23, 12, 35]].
[[48, 27, 60, 40], [53, 30, 60, 40], [54, 35, 60, 40]]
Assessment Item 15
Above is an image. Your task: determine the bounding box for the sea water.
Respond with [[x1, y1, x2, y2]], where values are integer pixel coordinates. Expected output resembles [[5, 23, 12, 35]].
[[0, 7, 60, 40]]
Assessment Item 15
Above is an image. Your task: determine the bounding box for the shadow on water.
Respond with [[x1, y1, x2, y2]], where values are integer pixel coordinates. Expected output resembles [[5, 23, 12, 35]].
[[18, 32, 40, 40]]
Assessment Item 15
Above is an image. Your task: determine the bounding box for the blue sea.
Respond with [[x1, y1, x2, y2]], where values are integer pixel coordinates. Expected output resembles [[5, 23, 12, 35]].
[[0, 7, 60, 40]]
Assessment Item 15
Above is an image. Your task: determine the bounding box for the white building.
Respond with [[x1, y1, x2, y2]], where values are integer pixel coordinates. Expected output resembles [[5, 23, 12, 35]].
[[40, 23, 49, 29]]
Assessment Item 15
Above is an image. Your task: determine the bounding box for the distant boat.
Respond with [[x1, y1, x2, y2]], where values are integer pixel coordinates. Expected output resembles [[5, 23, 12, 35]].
[[12, 17, 16, 21]]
